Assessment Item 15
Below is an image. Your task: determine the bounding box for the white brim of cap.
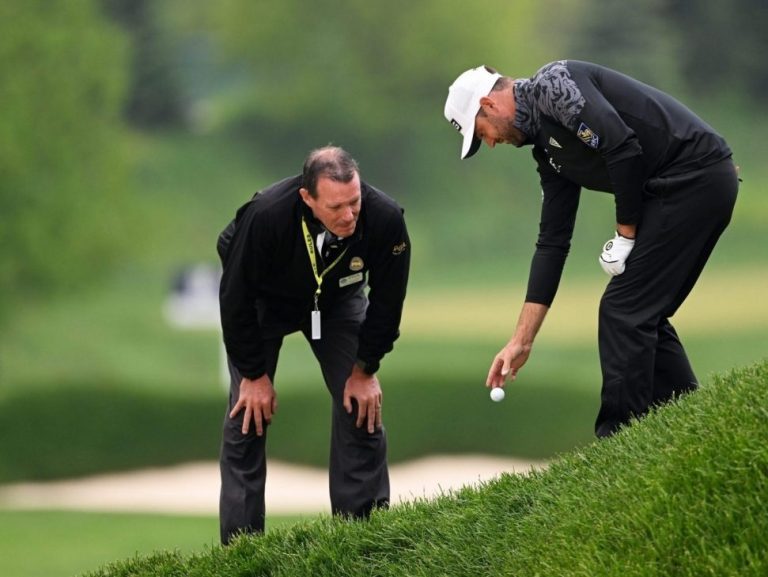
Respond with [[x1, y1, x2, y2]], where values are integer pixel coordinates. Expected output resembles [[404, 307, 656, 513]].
[[461, 126, 479, 159]]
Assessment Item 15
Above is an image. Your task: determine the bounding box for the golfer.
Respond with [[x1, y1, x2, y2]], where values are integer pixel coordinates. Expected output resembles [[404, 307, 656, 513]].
[[217, 146, 410, 543], [444, 60, 738, 437]]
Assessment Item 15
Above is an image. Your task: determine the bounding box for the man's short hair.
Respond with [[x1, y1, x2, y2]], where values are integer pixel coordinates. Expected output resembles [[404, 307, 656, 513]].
[[302, 146, 360, 198]]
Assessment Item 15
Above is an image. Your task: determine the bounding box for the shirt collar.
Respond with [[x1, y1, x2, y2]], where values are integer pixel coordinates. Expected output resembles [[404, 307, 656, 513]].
[[513, 77, 539, 144]]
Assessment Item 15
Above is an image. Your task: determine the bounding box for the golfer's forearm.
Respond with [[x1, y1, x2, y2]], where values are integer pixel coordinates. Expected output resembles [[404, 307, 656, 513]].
[[513, 302, 549, 347]]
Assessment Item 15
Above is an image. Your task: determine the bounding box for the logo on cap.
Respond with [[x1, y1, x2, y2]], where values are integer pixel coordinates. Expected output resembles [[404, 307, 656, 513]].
[[450, 119, 462, 132]]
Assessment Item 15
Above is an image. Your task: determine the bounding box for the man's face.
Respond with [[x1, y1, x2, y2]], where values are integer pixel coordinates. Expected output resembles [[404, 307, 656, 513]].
[[300, 174, 362, 238], [474, 93, 527, 149]]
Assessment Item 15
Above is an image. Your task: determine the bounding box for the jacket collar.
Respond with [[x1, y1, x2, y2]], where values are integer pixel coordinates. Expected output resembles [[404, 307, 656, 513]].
[[513, 77, 538, 146]]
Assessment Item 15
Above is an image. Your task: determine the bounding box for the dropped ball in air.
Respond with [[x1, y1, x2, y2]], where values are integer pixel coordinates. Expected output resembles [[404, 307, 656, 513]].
[[490, 388, 505, 402]]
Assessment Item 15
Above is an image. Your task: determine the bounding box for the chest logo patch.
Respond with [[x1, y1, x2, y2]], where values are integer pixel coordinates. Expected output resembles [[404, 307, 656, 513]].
[[548, 136, 562, 149], [577, 122, 600, 149], [349, 256, 364, 271]]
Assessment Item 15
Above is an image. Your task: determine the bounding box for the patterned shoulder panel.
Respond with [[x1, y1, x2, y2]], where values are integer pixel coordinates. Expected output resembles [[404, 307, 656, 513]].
[[530, 61, 585, 130]]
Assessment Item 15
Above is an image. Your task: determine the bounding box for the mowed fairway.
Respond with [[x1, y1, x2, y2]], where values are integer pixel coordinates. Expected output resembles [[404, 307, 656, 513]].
[[0, 511, 305, 577], [402, 266, 768, 343]]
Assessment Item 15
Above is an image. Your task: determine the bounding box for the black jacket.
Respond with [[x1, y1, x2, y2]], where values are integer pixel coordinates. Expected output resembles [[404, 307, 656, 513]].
[[218, 175, 410, 379], [516, 61, 732, 306]]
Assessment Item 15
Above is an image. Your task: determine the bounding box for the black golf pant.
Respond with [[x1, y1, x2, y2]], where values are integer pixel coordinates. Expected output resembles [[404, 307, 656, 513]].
[[219, 313, 389, 544], [595, 159, 739, 437]]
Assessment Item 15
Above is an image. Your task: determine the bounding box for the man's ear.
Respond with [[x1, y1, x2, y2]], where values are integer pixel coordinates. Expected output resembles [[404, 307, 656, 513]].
[[479, 95, 494, 111], [299, 187, 312, 205]]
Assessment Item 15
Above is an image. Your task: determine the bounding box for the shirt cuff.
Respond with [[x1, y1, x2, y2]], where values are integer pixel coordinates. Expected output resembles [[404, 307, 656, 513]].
[[355, 358, 379, 375]]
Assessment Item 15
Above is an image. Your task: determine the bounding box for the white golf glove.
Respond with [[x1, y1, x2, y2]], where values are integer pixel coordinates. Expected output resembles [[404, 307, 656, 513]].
[[599, 232, 635, 276]]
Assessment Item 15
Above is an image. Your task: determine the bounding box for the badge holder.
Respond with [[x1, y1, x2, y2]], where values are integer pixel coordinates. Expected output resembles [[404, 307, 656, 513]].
[[311, 295, 321, 340]]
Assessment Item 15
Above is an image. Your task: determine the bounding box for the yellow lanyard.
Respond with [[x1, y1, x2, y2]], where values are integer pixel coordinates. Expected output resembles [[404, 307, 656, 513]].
[[301, 217, 349, 310]]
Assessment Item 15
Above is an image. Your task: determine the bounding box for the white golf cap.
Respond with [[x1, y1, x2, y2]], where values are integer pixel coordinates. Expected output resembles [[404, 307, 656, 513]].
[[444, 65, 501, 159]]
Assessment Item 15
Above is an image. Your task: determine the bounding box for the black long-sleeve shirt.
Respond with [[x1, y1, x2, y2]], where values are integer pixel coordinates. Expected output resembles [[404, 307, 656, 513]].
[[514, 60, 732, 306], [218, 175, 410, 379]]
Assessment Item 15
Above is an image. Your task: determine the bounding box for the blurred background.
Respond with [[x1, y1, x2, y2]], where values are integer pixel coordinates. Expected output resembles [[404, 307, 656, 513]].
[[0, 1, 766, 575]]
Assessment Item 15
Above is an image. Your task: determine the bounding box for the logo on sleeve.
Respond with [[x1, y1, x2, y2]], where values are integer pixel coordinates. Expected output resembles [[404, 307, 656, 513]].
[[392, 241, 408, 255], [577, 122, 600, 149]]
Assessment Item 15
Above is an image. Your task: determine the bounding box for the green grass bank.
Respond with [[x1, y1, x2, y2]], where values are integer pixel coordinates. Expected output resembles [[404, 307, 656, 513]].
[[88, 360, 767, 577]]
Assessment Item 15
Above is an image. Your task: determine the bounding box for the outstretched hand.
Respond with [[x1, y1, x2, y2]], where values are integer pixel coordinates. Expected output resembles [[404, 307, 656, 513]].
[[486, 340, 531, 389]]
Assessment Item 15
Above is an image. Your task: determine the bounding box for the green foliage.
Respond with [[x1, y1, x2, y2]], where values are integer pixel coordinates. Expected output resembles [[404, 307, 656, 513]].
[[562, 0, 685, 93], [86, 361, 768, 577], [0, 1, 133, 314], [563, 0, 768, 104], [158, 2, 768, 277], [188, 0, 552, 176], [669, 0, 768, 101], [103, 0, 187, 128]]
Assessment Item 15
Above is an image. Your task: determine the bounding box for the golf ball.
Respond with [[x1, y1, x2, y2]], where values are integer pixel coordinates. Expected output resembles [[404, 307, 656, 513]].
[[490, 387, 505, 402]]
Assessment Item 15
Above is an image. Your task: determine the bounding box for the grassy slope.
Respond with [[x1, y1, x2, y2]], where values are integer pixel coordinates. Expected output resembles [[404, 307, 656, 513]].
[[86, 361, 767, 577]]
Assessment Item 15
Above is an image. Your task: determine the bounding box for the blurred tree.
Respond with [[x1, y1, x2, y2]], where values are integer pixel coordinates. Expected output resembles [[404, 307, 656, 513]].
[[184, 0, 550, 184], [0, 1, 133, 321], [561, 0, 767, 104], [102, 0, 187, 128], [559, 0, 685, 93], [667, 0, 768, 102]]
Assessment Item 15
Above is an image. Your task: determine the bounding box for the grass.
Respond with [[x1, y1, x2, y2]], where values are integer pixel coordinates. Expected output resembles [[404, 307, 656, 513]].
[[84, 360, 768, 577], [0, 511, 304, 577], [0, 264, 766, 482], [3, 323, 764, 482], [1, 263, 765, 395], [0, 270, 222, 394]]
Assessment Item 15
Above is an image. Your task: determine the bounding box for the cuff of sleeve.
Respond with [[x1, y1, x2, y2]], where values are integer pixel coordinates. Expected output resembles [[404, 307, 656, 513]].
[[355, 358, 379, 375], [240, 369, 266, 381]]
